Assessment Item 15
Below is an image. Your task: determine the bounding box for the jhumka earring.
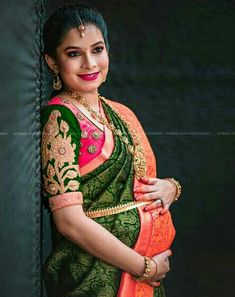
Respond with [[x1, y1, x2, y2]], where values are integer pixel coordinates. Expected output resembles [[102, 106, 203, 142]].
[[53, 71, 62, 90], [78, 14, 86, 38]]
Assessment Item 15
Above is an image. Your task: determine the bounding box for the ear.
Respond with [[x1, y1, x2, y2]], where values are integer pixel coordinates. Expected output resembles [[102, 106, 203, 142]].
[[44, 54, 59, 73]]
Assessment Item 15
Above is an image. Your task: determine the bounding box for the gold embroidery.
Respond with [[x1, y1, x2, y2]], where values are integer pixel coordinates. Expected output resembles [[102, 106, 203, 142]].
[[61, 99, 69, 104], [41, 110, 80, 195], [76, 111, 84, 120], [87, 145, 97, 154], [92, 130, 102, 140], [48, 185, 58, 195], [49, 193, 83, 212], [81, 130, 88, 138]]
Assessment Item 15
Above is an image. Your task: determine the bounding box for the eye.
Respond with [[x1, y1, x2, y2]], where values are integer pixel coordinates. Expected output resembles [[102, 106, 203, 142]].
[[93, 46, 104, 53], [68, 51, 81, 57]]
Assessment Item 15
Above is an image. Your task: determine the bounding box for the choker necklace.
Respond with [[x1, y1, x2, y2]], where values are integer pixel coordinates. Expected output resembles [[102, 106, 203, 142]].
[[64, 90, 147, 179]]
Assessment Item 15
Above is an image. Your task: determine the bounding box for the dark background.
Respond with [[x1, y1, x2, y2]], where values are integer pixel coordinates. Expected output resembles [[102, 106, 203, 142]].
[[0, 0, 234, 296]]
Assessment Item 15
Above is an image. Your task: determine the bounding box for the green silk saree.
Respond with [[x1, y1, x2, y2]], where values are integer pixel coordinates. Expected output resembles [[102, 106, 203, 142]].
[[41, 98, 169, 297]]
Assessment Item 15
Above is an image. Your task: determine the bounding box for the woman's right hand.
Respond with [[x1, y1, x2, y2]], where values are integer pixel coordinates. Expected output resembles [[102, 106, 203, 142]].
[[147, 249, 172, 287]]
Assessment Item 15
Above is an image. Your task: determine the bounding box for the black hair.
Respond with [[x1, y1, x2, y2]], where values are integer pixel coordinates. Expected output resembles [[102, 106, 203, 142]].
[[43, 4, 109, 59]]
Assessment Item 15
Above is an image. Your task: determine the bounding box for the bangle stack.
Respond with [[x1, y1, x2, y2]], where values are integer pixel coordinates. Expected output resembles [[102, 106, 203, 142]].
[[164, 177, 182, 201], [136, 256, 152, 281], [135, 256, 158, 282]]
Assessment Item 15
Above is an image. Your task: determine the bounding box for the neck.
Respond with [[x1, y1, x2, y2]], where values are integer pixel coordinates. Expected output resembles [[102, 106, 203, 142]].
[[62, 88, 101, 113], [80, 91, 99, 106], [66, 88, 99, 106]]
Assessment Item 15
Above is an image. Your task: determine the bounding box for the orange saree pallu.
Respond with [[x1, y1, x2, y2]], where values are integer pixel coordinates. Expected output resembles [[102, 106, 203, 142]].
[[113, 101, 176, 297], [117, 208, 175, 297]]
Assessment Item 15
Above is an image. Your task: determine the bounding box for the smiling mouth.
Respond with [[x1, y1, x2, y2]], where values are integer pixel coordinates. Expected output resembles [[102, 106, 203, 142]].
[[78, 72, 100, 81]]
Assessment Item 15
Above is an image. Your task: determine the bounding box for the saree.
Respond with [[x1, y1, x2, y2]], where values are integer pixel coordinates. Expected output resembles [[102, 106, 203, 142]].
[[41, 97, 175, 297]]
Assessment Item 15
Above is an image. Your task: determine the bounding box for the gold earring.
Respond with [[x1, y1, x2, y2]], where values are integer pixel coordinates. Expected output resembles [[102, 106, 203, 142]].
[[102, 77, 106, 83], [53, 71, 62, 90]]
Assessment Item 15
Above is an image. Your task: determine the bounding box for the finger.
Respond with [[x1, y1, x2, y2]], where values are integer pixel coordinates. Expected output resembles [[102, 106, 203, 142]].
[[165, 261, 170, 272], [159, 274, 166, 279], [162, 249, 172, 258], [154, 281, 161, 287], [150, 281, 161, 287], [152, 250, 172, 267], [165, 258, 170, 270], [160, 204, 169, 214], [136, 192, 160, 201], [139, 177, 158, 185], [134, 185, 157, 193], [144, 200, 162, 211]]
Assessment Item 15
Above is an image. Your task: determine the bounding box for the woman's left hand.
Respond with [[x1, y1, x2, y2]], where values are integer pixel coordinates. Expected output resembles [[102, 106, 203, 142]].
[[134, 177, 177, 214]]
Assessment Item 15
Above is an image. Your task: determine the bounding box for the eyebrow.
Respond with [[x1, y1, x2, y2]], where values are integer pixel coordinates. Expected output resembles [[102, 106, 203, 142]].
[[64, 41, 104, 51]]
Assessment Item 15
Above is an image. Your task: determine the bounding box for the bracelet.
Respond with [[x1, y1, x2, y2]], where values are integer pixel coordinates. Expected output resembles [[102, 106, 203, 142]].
[[135, 256, 152, 281], [164, 177, 182, 201], [151, 257, 159, 280]]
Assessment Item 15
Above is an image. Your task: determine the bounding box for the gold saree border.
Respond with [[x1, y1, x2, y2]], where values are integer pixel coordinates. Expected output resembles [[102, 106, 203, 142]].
[[112, 101, 157, 297], [49, 191, 83, 212]]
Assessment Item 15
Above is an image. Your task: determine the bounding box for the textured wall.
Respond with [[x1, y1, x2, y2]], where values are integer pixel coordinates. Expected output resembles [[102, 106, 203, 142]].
[[44, 1, 235, 296], [0, 0, 43, 296]]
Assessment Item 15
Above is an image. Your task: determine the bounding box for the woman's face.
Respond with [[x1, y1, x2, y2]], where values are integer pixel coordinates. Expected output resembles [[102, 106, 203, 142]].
[[45, 24, 109, 96]]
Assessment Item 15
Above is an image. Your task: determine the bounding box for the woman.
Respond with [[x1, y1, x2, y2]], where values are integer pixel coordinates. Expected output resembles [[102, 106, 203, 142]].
[[41, 4, 181, 297]]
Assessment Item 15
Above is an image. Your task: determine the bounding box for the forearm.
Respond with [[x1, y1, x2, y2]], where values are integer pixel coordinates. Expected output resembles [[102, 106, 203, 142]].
[[54, 206, 145, 277]]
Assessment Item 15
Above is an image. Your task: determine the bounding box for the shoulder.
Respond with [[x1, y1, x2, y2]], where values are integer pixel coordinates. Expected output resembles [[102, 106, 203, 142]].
[[41, 96, 72, 113], [106, 98, 146, 134], [106, 99, 138, 120], [41, 96, 76, 119], [41, 97, 81, 132]]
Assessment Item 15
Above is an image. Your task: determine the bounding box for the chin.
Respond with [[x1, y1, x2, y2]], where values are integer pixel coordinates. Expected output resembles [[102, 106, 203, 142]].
[[78, 83, 102, 92], [73, 86, 100, 94]]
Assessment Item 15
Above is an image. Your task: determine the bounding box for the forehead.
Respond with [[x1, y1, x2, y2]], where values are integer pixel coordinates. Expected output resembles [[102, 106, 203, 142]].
[[58, 24, 104, 50]]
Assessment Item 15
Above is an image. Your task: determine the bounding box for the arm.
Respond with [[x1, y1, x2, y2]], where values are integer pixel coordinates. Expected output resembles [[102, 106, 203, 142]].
[[41, 104, 147, 276], [53, 203, 171, 284], [53, 204, 146, 277]]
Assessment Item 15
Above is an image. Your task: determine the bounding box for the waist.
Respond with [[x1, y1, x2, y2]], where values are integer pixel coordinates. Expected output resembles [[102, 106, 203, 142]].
[[85, 200, 152, 219]]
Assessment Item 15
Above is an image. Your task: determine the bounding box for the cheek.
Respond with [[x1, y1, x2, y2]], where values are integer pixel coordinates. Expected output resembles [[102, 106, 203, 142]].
[[60, 61, 76, 73], [56, 56, 77, 72], [99, 54, 109, 71], [57, 61, 77, 85]]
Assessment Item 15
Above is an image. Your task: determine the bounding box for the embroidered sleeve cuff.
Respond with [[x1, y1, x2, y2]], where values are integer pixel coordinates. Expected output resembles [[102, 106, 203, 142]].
[[49, 192, 83, 212]]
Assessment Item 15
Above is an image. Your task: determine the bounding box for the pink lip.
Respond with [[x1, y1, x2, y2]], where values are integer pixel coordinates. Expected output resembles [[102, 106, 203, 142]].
[[78, 72, 100, 81]]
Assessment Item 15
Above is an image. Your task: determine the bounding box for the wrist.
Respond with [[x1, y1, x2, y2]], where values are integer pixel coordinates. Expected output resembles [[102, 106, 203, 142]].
[[151, 257, 159, 279], [164, 177, 182, 201], [135, 256, 157, 281], [149, 259, 157, 278]]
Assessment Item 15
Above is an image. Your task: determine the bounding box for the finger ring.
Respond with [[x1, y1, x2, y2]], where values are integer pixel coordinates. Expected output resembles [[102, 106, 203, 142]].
[[157, 198, 164, 206]]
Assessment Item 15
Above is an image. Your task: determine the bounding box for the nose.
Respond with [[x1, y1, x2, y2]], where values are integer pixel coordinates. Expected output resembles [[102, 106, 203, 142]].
[[81, 53, 97, 70]]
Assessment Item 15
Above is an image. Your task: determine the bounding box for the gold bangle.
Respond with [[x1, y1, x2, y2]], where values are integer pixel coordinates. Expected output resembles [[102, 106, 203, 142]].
[[151, 257, 159, 280], [136, 256, 152, 281], [164, 177, 182, 201]]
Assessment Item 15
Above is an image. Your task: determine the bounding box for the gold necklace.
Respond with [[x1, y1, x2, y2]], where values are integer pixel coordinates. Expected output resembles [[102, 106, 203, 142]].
[[64, 90, 147, 179]]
